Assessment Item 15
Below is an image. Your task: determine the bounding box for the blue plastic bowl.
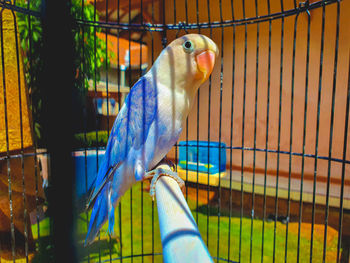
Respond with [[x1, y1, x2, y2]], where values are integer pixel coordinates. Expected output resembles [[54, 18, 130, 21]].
[[178, 141, 226, 174]]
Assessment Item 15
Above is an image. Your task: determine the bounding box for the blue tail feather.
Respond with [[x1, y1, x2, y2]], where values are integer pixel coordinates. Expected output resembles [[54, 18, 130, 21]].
[[85, 187, 108, 245]]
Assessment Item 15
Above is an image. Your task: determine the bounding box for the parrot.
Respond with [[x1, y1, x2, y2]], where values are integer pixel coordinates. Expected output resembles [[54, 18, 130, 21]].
[[85, 34, 219, 245]]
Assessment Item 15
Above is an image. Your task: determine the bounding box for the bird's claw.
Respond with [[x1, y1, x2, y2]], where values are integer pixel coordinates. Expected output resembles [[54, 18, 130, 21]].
[[146, 168, 185, 201], [161, 158, 176, 171]]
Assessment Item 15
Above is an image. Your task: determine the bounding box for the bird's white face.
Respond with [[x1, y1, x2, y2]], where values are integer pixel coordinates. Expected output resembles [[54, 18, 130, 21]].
[[152, 34, 219, 93]]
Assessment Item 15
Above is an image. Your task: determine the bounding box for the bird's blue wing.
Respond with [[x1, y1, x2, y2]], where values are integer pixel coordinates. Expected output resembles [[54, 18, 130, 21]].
[[109, 76, 157, 161], [86, 76, 157, 208]]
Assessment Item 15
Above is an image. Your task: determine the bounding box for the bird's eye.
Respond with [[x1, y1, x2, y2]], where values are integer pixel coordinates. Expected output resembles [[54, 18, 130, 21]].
[[183, 40, 194, 53]]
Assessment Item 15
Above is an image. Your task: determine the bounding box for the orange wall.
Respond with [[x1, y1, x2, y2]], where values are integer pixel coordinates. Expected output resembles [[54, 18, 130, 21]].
[[140, 0, 350, 184], [0, 9, 33, 155]]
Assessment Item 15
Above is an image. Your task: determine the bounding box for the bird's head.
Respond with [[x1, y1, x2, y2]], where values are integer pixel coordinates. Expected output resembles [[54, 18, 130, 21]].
[[151, 34, 219, 92]]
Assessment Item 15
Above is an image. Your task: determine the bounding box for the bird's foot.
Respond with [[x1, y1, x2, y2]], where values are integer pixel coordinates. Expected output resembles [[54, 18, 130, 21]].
[[145, 167, 185, 201], [158, 158, 177, 171]]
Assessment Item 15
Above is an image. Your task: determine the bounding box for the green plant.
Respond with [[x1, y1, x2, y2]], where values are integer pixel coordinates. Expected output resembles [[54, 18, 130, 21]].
[[17, 1, 43, 140], [73, 130, 109, 149], [71, 0, 109, 90], [17, 0, 110, 144]]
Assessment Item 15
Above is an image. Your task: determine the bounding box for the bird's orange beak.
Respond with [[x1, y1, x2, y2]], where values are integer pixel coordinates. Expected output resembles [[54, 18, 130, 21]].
[[196, 50, 216, 83]]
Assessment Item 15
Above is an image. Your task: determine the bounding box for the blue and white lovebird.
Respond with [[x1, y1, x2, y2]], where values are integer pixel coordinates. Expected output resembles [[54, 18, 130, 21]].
[[85, 34, 219, 245]]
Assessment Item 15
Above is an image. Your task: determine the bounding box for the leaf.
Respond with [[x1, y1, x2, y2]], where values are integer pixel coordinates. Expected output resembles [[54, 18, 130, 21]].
[[34, 122, 41, 139]]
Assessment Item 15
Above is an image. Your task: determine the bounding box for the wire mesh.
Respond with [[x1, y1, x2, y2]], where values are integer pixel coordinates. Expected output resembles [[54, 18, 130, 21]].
[[0, 0, 349, 262]]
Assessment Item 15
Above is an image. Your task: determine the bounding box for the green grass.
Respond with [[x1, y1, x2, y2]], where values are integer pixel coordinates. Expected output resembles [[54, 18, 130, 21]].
[[31, 182, 338, 263]]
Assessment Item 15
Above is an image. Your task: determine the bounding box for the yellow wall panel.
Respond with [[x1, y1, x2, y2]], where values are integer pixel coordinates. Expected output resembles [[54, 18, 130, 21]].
[[0, 9, 33, 154]]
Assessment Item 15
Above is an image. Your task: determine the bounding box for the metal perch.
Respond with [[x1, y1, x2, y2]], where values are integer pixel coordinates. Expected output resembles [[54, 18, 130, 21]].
[[153, 164, 213, 263]]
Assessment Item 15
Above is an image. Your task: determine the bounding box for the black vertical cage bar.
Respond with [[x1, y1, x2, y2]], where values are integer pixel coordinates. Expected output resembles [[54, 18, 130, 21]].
[[0, 7, 16, 261], [195, 0, 200, 225], [239, 0, 247, 260], [161, 0, 167, 48], [150, 1, 155, 261], [104, 0, 113, 260], [217, 0, 224, 258], [323, 1, 340, 261], [0, 8, 15, 262], [250, 0, 259, 260], [227, 0, 235, 260], [183, 0, 189, 204], [185, 81, 189, 200], [273, 0, 285, 261], [206, 0, 212, 248], [40, 0, 76, 261], [184, 0, 188, 25], [181, 0, 188, 208], [185, 11, 189, 205], [296, 8, 311, 263], [105, 0, 110, 138], [28, 0, 41, 257], [172, 0, 178, 206], [13, 7, 29, 261], [309, 1, 326, 261], [261, 0, 272, 261], [337, 54, 350, 263], [127, 0, 134, 260], [139, 0, 144, 260], [80, 0, 91, 262], [93, 0, 99, 184], [83, 123, 90, 263], [173, 0, 176, 24], [26, 0, 41, 246], [286, 10, 299, 263], [172, 0, 179, 236], [293, 0, 297, 11], [123, 19, 132, 263], [93, 1, 103, 259], [116, 0, 123, 261]]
